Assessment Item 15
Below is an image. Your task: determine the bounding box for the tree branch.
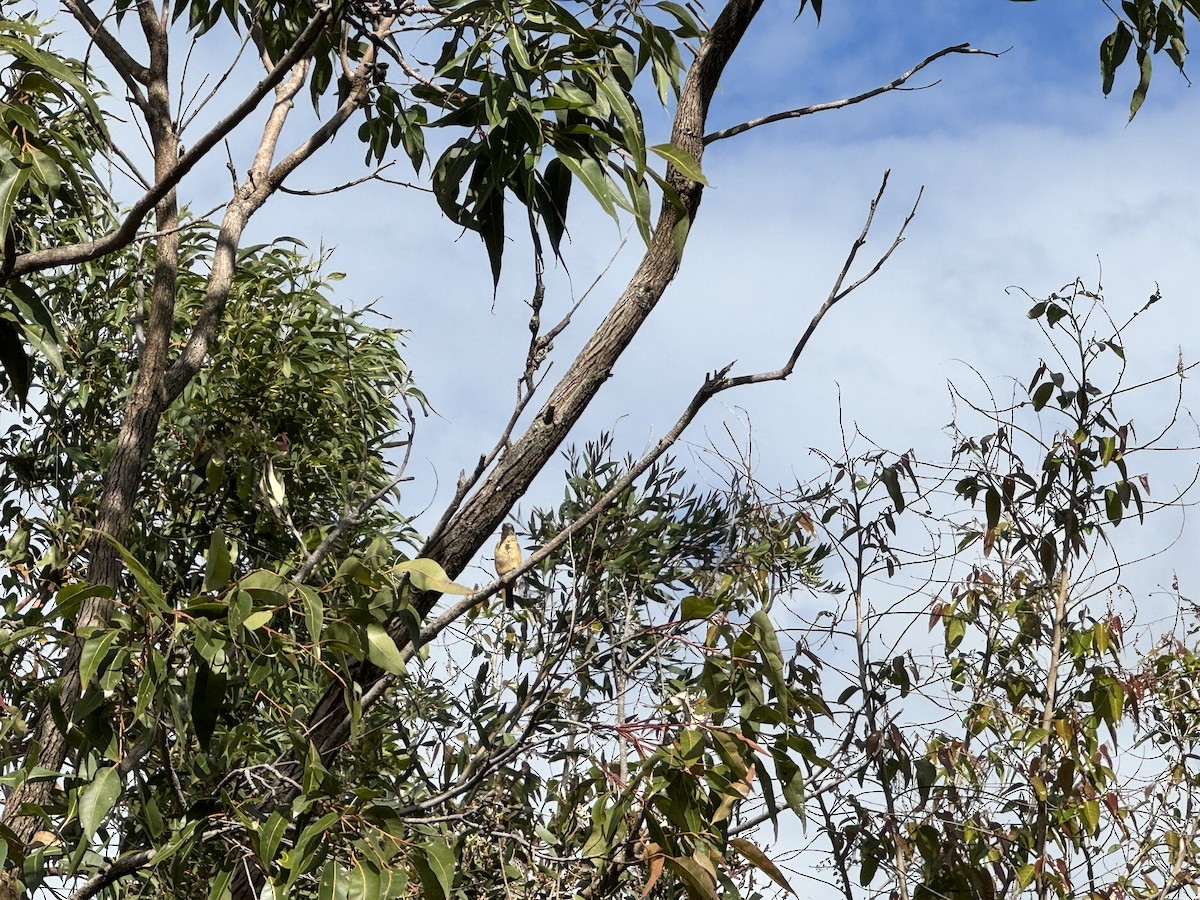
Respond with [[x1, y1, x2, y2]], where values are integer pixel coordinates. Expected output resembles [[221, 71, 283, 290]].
[[66, 851, 156, 900], [419, 0, 769, 595], [9, 2, 334, 279], [63, 0, 149, 103], [311, 174, 919, 763], [704, 44, 998, 144]]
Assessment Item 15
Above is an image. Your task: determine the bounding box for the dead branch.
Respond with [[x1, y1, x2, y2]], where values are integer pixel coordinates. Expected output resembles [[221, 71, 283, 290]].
[[704, 44, 998, 144]]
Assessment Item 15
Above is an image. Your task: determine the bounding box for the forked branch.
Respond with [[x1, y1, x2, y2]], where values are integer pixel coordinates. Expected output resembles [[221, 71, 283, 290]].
[[705, 44, 998, 144]]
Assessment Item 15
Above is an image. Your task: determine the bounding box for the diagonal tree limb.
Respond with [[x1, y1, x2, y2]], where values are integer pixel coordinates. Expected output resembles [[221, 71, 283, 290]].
[[704, 44, 999, 144], [298, 171, 917, 807], [417, 0, 768, 594]]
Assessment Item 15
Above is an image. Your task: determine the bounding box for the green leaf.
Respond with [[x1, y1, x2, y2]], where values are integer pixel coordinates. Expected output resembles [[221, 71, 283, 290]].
[[985, 487, 1001, 531], [6, 280, 63, 373], [1100, 435, 1117, 465], [671, 209, 691, 258], [649, 142, 708, 185], [0, 157, 31, 240], [859, 852, 878, 886], [191, 652, 227, 751], [412, 836, 456, 900], [97, 533, 166, 610], [1130, 46, 1152, 119], [366, 623, 407, 675], [554, 150, 617, 223], [620, 163, 652, 245], [425, 837, 456, 898], [751, 610, 787, 703], [946, 614, 965, 650], [243, 609, 274, 631], [1017, 863, 1036, 889], [300, 585, 324, 645], [258, 811, 289, 867], [53, 582, 112, 620], [204, 528, 232, 591], [79, 628, 121, 687], [774, 744, 806, 819], [295, 811, 340, 869], [207, 868, 233, 900], [347, 858, 383, 900], [0, 319, 31, 407], [472, 159, 505, 288], [537, 158, 571, 259], [504, 25, 531, 72], [1031, 381, 1054, 411], [680, 595, 716, 620], [319, 860, 350, 900], [663, 854, 717, 899], [654, 1, 706, 38], [396, 558, 472, 595], [587, 71, 645, 172], [1100, 22, 1133, 95], [79, 765, 121, 840], [302, 741, 331, 796], [1105, 488, 1123, 524], [154, 818, 200, 864], [880, 466, 904, 513]]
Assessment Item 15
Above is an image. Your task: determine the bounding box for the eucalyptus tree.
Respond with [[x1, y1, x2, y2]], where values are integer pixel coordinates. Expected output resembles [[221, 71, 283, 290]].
[[0, 0, 1197, 898]]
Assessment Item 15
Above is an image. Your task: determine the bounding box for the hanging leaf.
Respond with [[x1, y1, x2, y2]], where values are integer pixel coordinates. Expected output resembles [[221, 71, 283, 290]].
[[729, 838, 794, 895], [204, 528, 232, 591], [78, 765, 121, 840], [0, 318, 30, 407]]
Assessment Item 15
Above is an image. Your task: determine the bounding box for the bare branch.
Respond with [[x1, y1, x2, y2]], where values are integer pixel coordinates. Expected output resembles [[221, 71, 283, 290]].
[[178, 26, 257, 134], [103, 137, 153, 191], [165, 21, 385, 399], [277, 161, 434, 196], [421, 234, 626, 553], [63, 0, 149, 105], [9, 2, 334, 279], [704, 44, 998, 144], [719, 173, 921, 391]]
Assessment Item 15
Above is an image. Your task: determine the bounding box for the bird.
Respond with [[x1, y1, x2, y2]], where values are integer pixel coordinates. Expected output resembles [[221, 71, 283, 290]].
[[494, 523, 522, 609]]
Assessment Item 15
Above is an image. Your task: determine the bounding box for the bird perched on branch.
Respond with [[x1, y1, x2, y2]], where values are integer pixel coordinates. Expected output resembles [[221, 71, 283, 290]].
[[494, 523, 522, 609]]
